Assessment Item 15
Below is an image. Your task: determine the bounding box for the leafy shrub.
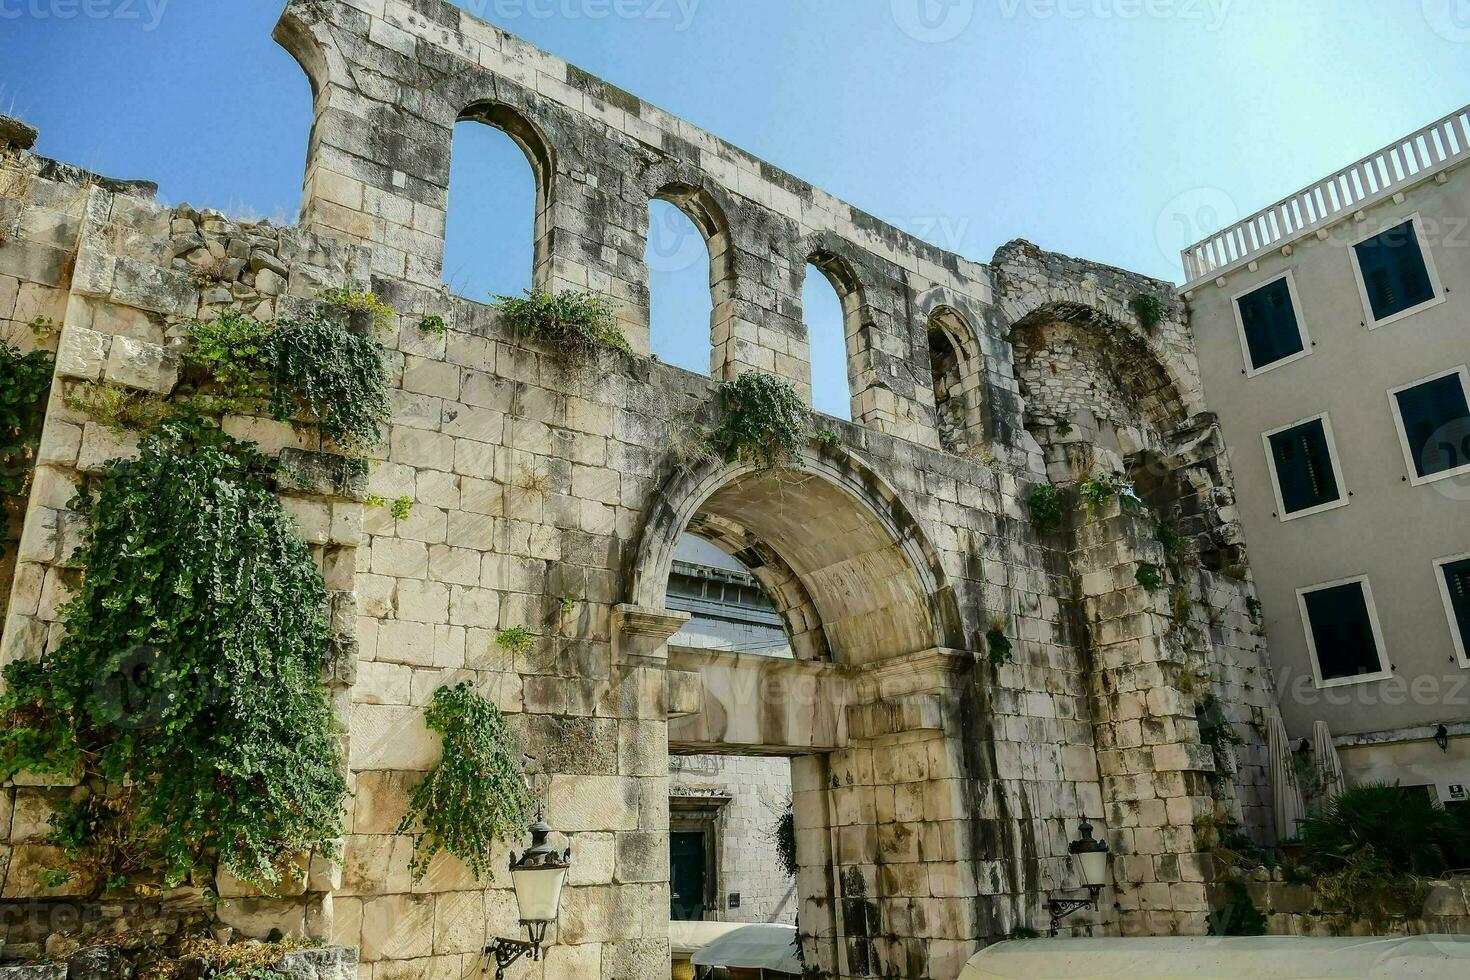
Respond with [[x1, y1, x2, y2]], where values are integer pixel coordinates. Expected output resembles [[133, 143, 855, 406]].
[[1155, 518, 1184, 559], [814, 427, 843, 450], [1027, 483, 1066, 534], [0, 418, 346, 888], [494, 290, 629, 359], [318, 287, 397, 334], [0, 342, 54, 497], [1295, 784, 1470, 879], [1132, 293, 1165, 332], [419, 314, 447, 336], [1135, 563, 1164, 591], [712, 371, 812, 471], [398, 683, 532, 882], [185, 311, 392, 453], [1195, 694, 1243, 757]]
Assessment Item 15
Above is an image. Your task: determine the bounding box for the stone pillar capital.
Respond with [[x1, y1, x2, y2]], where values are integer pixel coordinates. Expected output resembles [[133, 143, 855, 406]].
[[612, 603, 689, 666]]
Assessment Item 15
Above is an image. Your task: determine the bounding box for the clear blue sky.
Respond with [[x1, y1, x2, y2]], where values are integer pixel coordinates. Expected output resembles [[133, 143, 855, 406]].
[[3, 1, 1467, 416]]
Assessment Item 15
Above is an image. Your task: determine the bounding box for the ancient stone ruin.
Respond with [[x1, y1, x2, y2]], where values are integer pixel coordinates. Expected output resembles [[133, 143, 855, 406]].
[[1, 2, 1284, 977]]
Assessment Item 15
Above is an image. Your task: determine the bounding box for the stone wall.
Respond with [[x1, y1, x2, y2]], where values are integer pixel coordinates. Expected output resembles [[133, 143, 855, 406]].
[[1212, 875, 1470, 938], [0, 1, 1290, 977]]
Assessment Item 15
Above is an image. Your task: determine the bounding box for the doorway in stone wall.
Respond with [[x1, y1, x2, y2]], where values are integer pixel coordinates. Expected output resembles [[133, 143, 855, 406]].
[[633, 451, 978, 979]]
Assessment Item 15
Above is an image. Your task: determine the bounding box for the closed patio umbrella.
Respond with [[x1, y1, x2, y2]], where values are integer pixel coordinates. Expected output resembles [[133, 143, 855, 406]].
[[1312, 719, 1347, 802], [1268, 713, 1307, 840]]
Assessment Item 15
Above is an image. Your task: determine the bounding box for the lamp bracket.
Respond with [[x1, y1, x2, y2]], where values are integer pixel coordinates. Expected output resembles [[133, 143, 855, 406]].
[[484, 922, 551, 979], [1046, 885, 1102, 936]]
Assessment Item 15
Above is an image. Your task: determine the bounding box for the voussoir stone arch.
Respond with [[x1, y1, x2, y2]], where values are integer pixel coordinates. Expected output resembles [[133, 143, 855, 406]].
[[627, 441, 963, 664]]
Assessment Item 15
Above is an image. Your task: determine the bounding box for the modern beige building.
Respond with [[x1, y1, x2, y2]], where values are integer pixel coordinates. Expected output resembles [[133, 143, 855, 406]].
[[1184, 104, 1470, 802]]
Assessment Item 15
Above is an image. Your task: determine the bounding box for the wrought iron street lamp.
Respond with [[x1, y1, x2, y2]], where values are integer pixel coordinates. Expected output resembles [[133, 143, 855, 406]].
[[484, 808, 571, 978], [1047, 819, 1109, 936]]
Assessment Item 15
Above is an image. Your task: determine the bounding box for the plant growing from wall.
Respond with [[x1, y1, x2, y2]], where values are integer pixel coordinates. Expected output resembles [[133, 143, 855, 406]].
[[1154, 518, 1184, 560], [1245, 596, 1263, 625], [1135, 563, 1164, 591], [62, 382, 175, 434], [767, 797, 798, 879], [318, 287, 398, 334], [366, 493, 414, 521], [494, 289, 629, 359], [0, 341, 54, 498], [1195, 694, 1243, 761], [0, 417, 347, 889], [398, 682, 533, 882], [496, 625, 535, 657], [1131, 293, 1165, 333], [1027, 483, 1066, 535], [185, 310, 393, 453], [711, 371, 814, 472], [1078, 473, 1142, 513], [418, 313, 447, 336], [985, 616, 1014, 667]]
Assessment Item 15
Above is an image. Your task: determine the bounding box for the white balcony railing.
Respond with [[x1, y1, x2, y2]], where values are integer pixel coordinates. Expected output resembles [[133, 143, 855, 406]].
[[1181, 104, 1470, 288]]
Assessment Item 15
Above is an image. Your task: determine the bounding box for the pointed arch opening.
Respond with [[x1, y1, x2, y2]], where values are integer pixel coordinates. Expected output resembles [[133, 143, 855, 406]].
[[443, 103, 554, 300]]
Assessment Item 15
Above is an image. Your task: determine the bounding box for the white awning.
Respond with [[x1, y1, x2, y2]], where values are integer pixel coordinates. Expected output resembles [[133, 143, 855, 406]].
[[670, 920, 748, 957], [689, 923, 802, 974], [960, 936, 1470, 979]]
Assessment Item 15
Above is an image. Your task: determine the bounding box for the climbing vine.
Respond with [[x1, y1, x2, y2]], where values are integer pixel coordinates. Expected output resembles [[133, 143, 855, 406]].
[[0, 417, 347, 889], [494, 289, 629, 359], [185, 310, 392, 454], [0, 341, 54, 499], [711, 371, 814, 471], [398, 683, 533, 882], [767, 798, 798, 879]]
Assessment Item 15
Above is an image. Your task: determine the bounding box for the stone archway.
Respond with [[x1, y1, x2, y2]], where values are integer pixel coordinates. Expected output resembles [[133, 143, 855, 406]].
[[619, 446, 983, 978]]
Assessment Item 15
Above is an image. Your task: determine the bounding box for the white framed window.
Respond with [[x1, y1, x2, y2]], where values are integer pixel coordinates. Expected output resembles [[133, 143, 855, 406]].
[[1231, 270, 1311, 377], [1434, 551, 1470, 669], [1261, 413, 1350, 521], [1297, 575, 1392, 688], [1349, 212, 1444, 329], [1387, 365, 1470, 487]]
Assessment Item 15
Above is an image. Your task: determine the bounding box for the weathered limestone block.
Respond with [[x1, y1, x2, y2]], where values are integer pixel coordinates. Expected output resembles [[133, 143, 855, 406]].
[[54, 326, 109, 379], [103, 335, 178, 394]]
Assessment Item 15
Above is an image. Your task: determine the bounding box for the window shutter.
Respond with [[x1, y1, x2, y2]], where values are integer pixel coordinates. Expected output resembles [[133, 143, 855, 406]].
[[1238, 278, 1304, 369], [1356, 221, 1435, 320], [1446, 559, 1470, 653], [1270, 420, 1340, 513], [1395, 375, 1470, 477], [1303, 582, 1382, 680]]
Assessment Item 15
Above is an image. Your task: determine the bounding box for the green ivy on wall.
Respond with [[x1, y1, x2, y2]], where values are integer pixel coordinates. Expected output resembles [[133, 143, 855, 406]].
[[185, 310, 393, 454], [0, 341, 55, 499], [0, 417, 347, 889], [712, 371, 815, 471], [399, 683, 533, 882]]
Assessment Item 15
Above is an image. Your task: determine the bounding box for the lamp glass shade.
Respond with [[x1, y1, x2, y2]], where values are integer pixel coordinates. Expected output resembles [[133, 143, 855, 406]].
[[1078, 847, 1108, 888], [512, 865, 567, 923]]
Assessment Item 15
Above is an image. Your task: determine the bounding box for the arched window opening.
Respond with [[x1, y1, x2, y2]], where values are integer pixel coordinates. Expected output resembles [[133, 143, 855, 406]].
[[647, 199, 715, 376], [802, 262, 853, 421], [442, 113, 544, 300], [927, 309, 984, 455]]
